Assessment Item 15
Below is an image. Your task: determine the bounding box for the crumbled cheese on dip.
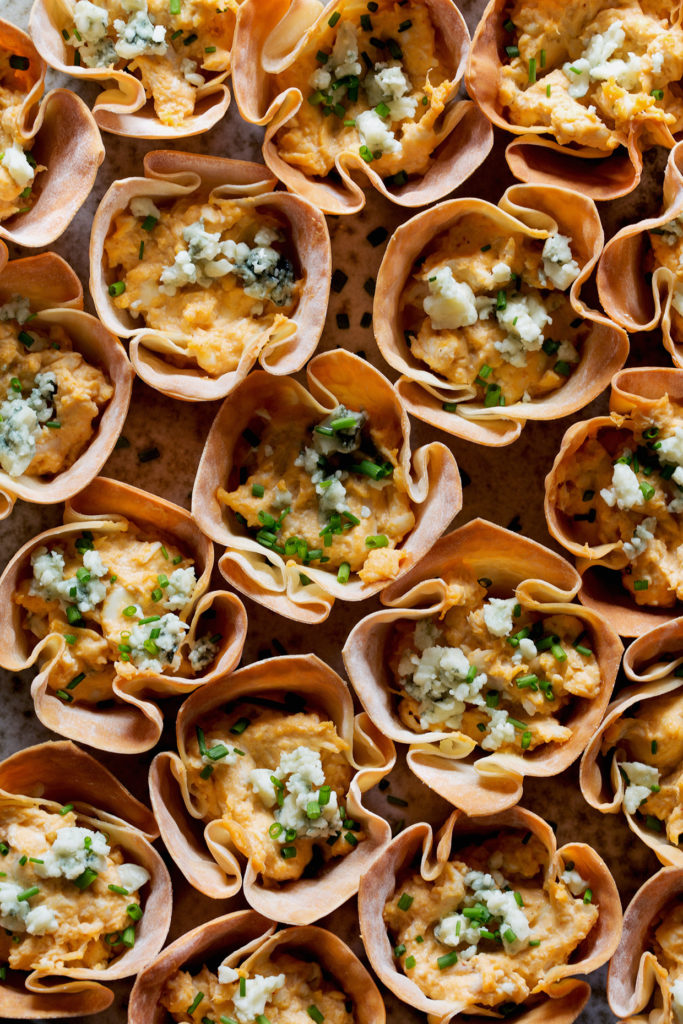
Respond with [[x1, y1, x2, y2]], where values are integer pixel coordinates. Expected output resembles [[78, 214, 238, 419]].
[[30, 545, 109, 613], [127, 612, 188, 673], [0, 295, 32, 324], [248, 745, 344, 841], [0, 372, 57, 477], [435, 868, 531, 956], [620, 760, 661, 815]]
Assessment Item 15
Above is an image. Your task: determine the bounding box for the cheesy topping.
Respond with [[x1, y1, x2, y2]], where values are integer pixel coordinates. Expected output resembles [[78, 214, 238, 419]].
[[498, 1, 683, 152], [647, 901, 683, 1024], [0, 50, 41, 223], [389, 572, 600, 752], [104, 196, 300, 378]]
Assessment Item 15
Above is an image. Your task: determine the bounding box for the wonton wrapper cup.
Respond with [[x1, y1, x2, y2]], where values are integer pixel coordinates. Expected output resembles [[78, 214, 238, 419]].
[[129, 908, 386, 1024], [0, 476, 247, 754], [358, 805, 621, 1024], [545, 367, 683, 637], [598, 141, 683, 368], [0, 739, 171, 1019], [466, 0, 674, 199], [231, 0, 493, 215], [0, 247, 133, 521], [344, 518, 622, 814], [90, 150, 331, 402], [29, 0, 231, 138], [0, 20, 103, 247], [149, 653, 396, 924], [374, 183, 628, 444], [192, 348, 460, 623]]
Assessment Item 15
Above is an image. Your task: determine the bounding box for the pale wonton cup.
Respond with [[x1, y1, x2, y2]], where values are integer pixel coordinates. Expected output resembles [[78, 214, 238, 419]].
[[581, 615, 683, 868], [192, 348, 460, 623], [343, 518, 622, 814], [231, 0, 493, 215], [0, 247, 133, 521], [466, 0, 672, 199], [29, 0, 231, 138], [149, 653, 395, 924], [0, 476, 247, 753], [546, 367, 683, 637], [358, 805, 622, 1024], [0, 739, 171, 1019], [129, 909, 386, 1024], [90, 150, 331, 402], [373, 183, 628, 444]]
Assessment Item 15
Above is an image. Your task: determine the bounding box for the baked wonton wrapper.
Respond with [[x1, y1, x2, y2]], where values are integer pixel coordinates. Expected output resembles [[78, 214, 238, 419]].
[[149, 653, 395, 924], [0, 739, 171, 1019], [90, 150, 331, 402], [373, 182, 628, 444], [29, 0, 231, 139], [358, 805, 621, 1024], [343, 518, 622, 814], [192, 348, 460, 623], [545, 367, 683, 637], [0, 247, 133, 521], [0, 476, 247, 753], [230, 0, 493, 215], [129, 908, 385, 1024]]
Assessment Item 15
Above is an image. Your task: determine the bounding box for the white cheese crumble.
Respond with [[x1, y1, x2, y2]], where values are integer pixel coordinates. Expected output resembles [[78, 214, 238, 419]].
[[0, 295, 31, 323], [29, 543, 109, 613], [1, 143, 35, 190], [623, 516, 657, 560], [600, 461, 644, 510], [621, 760, 660, 815], [364, 62, 417, 122], [189, 633, 220, 671], [181, 58, 205, 87], [71, 0, 117, 66], [562, 21, 643, 98], [127, 612, 189, 674], [231, 974, 286, 1024], [542, 234, 580, 291], [494, 293, 553, 367], [248, 746, 344, 841], [657, 426, 683, 467], [357, 109, 401, 157], [0, 882, 58, 934], [163, 567, 197, 609], [116, 863, 150, 892], [398, 641, 487, 730], [483, 597, 517, 638], [114, 2, 167, 61], [560, 868, 589, 896], [480, 706, 516, 751], [218, 964, 239, 985], [0, 371, 57, 477], [34, 826, 110, 880], [435, 869, 531, 956], [423, 267, 478, 331], [129, 196, 160, 220]]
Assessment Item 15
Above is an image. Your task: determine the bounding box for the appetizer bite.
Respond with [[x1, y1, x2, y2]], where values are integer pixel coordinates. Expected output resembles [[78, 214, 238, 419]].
[[359, 806, 621, 1023], [90, 150, 330, 402], [29, 0, 232, 137], [0, 247, 133, 520], [0, 740, 171, 1019], [374, 182, 628, 444], [546, 367, 683, 637], [149, 654, 394, 923], [0, 477, 247, 753], [231, 0, 493, 214], [129, 909, 385, 1024], [192, 349, 459, 623], [467, 0, 683, 199], [344, 519, 622, 813]]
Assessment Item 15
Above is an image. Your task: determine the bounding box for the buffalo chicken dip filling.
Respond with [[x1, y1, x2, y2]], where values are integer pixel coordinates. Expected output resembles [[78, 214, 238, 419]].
[[218, 403, 415, 584], [649, 215, 683, 344], [0, 799, 148, 972], [0, 50, 41, 222], [389, 571, 599, 752], [553, 395, 683, 606], [104, 196, 300, 378], [0, 300, 112, 479], [274, 0, 454, 184], [185, 700, 362, 885], [63, 0, 234, 127], [14, 521, 220, 701], [643, 900, 683, 1024], [498, 1, 683, 152], [161, 952, 353, 1023], [400, 213, 585, 405]]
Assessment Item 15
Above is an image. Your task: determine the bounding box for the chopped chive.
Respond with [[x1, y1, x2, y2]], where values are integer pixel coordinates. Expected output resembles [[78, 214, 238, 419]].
[[503, 18, 515, 30], [365, 534, 388, 548], [336, 312, 350, 329], [242, 427, 260, 448], [138, 446, 160, 463], [307, 1008, 324, 1024], [652, 740, 658, 754], [171, 28, 183, 39], [230, 717, 249, 735], [108, 281, 125, 297], [387, 795, 408, 807], [73, 868, 98, 890], [639, 481, 655, 501], [437, 951, 458, 969], [58, 805, 73, 816], [546, 83, 551, 97], [394, 943, 406, 957], [108, 884, 129, 895], [442, 401, 458, 413], [281, 846, 297, 858], [67, 672, 85, 690], [540, 48, 546, 68], [183, 32, 198, 45], [505, 45, 519, 58], [331, 269, 348, 292], [9, 55, 30, 70], [554, 360, 571, 377], [397, 892, 413, 911], [367, 226, 388, 247], [528, 57, 536, 83], [56, 689, 73, 703], [583, 888, 593, 904], [187, 993, 204, 1015], [337, 562, 350, 584], [634, 579, 649, 591], [17, 886, 39, 901], [651, 89, 664, 100], [316, 50, 329, 63], [328, 10, 340, 25], [204, 45, 216, 52]]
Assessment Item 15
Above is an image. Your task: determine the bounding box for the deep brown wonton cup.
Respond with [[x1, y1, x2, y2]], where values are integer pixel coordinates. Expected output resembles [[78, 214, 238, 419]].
[[90, 150, 331, 402], [149, 654, 395, 924], [373, 183, 628, 444], [358, 805, 621, 1024], [129, 909, 386, 1024], [230, 0, 493, 215], [0, 247, 133, 520], [192, 348, 461, 623], [0, 740, 171, 1019], [0, 476, 247, 753]]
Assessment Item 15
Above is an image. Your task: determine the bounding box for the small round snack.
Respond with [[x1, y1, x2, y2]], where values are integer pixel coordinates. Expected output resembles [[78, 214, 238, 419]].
[[545, 367, 683, 637], [374, 181, 628, 445], [230, 0, 493, 214], [192, 348, 460, 623], [90, 150, 330, 402], [359, 806, 621, 1023], [129, 909, 385, 1024], [344, 518, 622, 814], [0, 247, 133, 521], [29, 0, 232, 138], [149, 654, 395, 924], [0, 476, 247, 754], [0, 19, 103, 247], [467, 0, 683, 200], [0, 739, 171, 1019]]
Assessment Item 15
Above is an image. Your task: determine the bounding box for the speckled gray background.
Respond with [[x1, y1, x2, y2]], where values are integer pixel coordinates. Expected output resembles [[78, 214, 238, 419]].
[[0, 0, 674, 1020]]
